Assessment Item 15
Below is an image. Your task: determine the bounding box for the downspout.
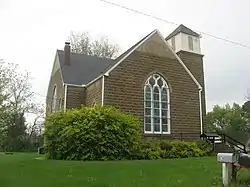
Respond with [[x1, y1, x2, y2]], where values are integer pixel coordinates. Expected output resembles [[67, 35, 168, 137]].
[[101, 75, 105, 105], [64, 84, 68, 111], [198, 87, 203, 134]]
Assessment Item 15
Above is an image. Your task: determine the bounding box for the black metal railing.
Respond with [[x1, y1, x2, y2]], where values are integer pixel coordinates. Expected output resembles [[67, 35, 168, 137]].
[[201, 132, 247, 153], [218, 133, 246, 153]]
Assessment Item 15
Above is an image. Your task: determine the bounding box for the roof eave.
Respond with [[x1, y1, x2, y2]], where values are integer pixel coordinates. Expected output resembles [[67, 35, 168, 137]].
[[63, 83, 86, 88]]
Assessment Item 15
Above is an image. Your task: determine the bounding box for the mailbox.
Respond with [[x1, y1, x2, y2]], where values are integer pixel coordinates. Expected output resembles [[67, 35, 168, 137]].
[[238, 153, 250, 167], [217, 153, 238, 163]]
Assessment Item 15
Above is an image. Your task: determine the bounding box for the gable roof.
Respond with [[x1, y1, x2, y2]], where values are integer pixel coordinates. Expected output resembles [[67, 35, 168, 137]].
[[57, 30, 156, 86], [165, 24, 200, 40], [102, 29, 202, 90], [102, 30, 156, 74], [57, 50, 116, 85], [56, 26, 201, 89]]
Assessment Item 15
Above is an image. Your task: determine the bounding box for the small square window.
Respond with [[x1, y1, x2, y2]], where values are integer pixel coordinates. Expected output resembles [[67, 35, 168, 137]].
[[154, 101, 160, 108], [162, 117, 168, 124], [153, 93, 159, 101], [153, 109, 160, 116], [162, 102, 168, 109], [153, 117, 160, 123], [145, 101, 151, 107], [145, 123, 151, 131], [154, 124, 160, 132], [161, 93, 167, 102], [145, 92, 151, 100], [162, 125, 168, 132], [162, 109, 168, 117], [145, 108, 151, 116], [145, 117, 151, 124]]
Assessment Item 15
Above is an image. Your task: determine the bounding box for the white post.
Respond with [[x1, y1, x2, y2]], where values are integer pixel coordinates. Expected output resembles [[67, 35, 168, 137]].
[[222, 163, 229, 187]]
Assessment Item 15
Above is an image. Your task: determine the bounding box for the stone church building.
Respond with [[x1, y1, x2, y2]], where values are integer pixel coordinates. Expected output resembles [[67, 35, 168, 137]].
[[46, 24, 207, 140]]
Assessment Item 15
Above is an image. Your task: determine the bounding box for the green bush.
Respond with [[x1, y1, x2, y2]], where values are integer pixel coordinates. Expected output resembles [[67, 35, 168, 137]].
[[44, 105, 141, 161], [137, 140, 162, 160], [44, 105, 212, 161], [137, 139, 212, 160], [164, 140, 206, 158], [195, 139, 213, 155]]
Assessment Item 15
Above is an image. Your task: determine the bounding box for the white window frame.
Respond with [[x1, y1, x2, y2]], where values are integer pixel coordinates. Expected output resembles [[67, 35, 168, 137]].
[[144, 74, 171, 134]]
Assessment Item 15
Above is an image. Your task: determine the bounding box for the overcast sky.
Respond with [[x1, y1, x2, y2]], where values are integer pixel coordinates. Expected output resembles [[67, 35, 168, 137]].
[[1, 0, 250, 119]]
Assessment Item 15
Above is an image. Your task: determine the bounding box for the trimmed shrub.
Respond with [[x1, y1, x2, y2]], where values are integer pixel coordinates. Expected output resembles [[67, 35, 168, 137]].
[[162, 140, 207, 158], [44, 105, 141, 161], [137, 140, 162, 160], [44, 105, 212, 161], [137, 139, 212, 160], [195, 139, 213, 155]]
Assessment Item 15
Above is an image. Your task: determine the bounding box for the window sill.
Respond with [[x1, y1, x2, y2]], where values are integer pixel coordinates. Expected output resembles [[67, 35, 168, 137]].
[[143, 132, 171, 136]]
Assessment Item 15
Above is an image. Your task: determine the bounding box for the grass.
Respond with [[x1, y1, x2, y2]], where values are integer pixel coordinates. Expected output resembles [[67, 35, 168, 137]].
[[0, 153, 250, 187]]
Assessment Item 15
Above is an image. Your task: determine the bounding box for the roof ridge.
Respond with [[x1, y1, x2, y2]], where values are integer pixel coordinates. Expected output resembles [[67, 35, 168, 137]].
[[57, 49, 113, 60], [165, 24, 200, 40]]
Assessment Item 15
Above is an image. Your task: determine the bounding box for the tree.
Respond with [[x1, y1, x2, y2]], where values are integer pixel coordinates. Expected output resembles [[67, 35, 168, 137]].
[[27, 107, 45, 149], [245, 88, 250, 101], [242, 101, 250, 120], [0, 60, 41, 151], [207, 103, 249, 144], [68, 31, 120, 59], [0, 59, 12, 149], [5, 112, 27, 151]]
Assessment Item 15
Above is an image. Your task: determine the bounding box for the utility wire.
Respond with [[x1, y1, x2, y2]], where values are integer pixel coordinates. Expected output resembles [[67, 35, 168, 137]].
[[100, 0, 178, 26], [99, 0, 250, 49], [28, 0, 250, 101]]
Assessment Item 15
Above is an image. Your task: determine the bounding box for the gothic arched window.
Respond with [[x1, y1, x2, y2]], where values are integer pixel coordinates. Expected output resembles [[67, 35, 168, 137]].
[[51, 85, 57, 112], [144, 74, 170, 134]]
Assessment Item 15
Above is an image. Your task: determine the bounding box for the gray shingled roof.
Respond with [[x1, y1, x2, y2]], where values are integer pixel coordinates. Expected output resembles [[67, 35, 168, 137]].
[[56, 26, 200, 86], [57, 50, 116, 85], [58, 30, 156, 85], [165, 24, 200, 40]]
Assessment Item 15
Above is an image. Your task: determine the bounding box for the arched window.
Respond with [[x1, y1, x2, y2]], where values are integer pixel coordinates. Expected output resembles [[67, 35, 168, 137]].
[[51, 85, 57, 112], [58, 98, 62, 110], [144, 74, 170, 134]]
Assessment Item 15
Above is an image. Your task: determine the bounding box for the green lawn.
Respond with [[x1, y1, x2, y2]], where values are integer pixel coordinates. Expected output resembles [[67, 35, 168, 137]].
[[0, 153, 249, 187]]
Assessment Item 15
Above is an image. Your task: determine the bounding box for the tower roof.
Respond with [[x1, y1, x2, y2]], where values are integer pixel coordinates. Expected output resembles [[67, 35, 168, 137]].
[[165, 24, 200, 40]]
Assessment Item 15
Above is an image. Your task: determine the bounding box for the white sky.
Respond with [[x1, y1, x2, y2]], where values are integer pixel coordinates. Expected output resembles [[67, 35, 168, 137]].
[[1, 0, 250, 122]]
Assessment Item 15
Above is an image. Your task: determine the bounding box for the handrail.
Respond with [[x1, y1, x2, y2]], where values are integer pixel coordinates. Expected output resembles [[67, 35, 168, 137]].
[[223, 134, 246, 153], [222, 134, 245, 147], [218, 137, 246, 152], [218, 133, 246, 152], [201, 132, 247, 153]]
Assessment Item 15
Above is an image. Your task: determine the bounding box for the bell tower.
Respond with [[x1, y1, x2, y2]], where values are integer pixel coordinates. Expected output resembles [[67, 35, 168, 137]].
[[166, 24, 207, 132], [166, 24, 202, 54]]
